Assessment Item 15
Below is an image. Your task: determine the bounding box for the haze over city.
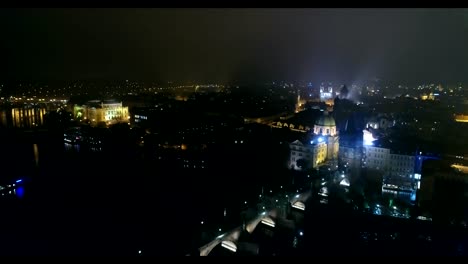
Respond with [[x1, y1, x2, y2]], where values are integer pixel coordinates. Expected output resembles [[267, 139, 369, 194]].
[[1, 8, 468, 84]]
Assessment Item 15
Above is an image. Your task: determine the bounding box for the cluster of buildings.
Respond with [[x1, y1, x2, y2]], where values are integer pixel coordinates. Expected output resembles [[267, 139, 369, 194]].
[[286, 107, 443, 206]]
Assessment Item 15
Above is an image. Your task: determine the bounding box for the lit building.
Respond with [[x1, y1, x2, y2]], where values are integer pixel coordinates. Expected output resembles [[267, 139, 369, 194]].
[[289, 111, 339, 170], [73, 100, 129, 126], [361, 129, 438, 203], [366, 115, 394, 130], [454, 114, 468, 123], [289, 139, 326, 170], [313, 111, 339, 160], [295, 92, 306, 113], [363, 144, 416, 177], [319, 83, 334, 101]]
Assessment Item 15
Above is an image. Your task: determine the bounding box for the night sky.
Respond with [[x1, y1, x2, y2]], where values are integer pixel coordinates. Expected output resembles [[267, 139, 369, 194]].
[[1, 8, 468, 84]]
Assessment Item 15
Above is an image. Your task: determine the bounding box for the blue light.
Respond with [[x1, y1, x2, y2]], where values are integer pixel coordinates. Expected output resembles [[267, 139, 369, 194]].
[[16, 179, 22, 183], [310, 140, 314, 144], [317, 137, 324, 143], [16, 186, 25, 198]]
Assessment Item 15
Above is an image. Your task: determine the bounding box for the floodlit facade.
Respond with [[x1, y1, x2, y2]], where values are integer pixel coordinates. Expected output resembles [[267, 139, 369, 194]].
[[289, 111, 339, 170], [74, 100, 129, 126]]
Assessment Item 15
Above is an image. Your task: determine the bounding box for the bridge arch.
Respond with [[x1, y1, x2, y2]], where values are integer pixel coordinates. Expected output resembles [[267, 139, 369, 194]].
[[260, 216, 276, 227], [292, 201, 305, 211]]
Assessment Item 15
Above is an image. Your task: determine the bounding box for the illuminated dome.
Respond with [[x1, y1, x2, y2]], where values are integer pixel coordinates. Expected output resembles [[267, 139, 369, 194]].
[[315, 111, 336, 127], [314, 111, 337, 136]]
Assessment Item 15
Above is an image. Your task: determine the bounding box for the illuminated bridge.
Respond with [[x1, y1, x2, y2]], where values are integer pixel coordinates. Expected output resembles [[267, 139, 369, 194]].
[[196, 190, 312, 256]]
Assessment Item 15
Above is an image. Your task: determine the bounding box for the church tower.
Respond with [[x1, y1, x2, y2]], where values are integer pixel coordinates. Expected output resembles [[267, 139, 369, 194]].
[[313, 111, 339, 161]]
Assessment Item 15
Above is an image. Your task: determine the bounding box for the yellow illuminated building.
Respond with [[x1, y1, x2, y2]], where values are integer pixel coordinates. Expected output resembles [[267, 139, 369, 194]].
[[421, 93, 435, 101], [289, 111, 339, 170], [74, 100, 129, 126], [454, 114, 468, 123]]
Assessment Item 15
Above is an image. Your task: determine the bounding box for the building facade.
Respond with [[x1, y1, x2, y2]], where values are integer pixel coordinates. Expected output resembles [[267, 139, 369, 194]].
[[289, 111, 339, 170], [74, 100, 129, 126]]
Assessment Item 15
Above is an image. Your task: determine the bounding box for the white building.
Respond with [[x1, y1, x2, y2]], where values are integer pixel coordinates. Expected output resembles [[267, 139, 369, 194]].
[[74, 100, 129, 126]]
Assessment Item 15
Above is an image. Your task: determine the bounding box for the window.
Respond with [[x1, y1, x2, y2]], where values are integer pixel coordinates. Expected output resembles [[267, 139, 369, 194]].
[[326, 129, 330, 134]]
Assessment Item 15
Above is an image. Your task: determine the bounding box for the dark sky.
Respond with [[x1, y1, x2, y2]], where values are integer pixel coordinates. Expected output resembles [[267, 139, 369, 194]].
[[1, 8, 468, 84]]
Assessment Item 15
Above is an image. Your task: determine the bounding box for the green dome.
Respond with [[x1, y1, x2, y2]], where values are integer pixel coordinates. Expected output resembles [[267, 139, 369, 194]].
[[315, 112, 336, 127]]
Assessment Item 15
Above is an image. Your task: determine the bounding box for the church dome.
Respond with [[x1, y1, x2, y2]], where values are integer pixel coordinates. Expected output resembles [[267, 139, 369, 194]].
[[315, 111, 336, 127]]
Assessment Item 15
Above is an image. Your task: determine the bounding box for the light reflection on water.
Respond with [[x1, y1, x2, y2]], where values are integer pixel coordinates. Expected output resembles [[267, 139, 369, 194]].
[[64, 142, 80, 152], [0, 107, 47, 128]]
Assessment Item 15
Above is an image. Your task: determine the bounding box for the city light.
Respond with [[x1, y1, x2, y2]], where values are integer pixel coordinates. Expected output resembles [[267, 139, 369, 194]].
[[221, 241, 237, 252], [339, 178, 350, 187], [292, 202, 305, 211], [201, 221, 204, 224], [16, 179, 22, 183], [317, 137, 324, 143], [299, 231, 303, 236], [261, 217, 275, 227], [363, 129, 376, 146]]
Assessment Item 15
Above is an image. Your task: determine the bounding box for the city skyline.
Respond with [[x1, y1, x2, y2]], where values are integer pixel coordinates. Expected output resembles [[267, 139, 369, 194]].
[[0, 8, 467, 256]]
